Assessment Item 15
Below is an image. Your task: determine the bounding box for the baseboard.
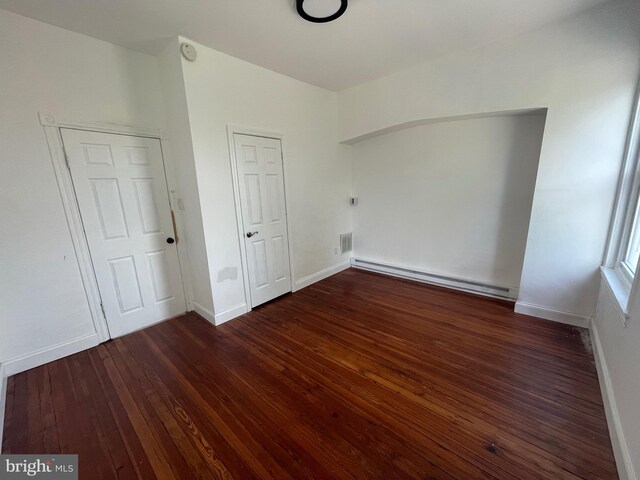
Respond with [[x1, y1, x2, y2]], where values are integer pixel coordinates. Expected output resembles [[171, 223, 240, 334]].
[[0, 362, 6, 451], [191, 301, 216, 325], [208, 261, 351, 325], [351, 257, 518, 301], [214, 303, 248, 326], [514, 301, 591, 328], [294, 261, 351, 291], [0, 333, 101, 448], [2, 333, 100, 377], [590, 321, 637, 480]]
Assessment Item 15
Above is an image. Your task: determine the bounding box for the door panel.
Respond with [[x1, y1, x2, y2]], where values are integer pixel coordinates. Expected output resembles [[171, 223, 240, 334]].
[[126, 145, 151, 165], [252, 239, 270, 288], [132, 178, 161, 234], [90, 178, 129, 239], [266, 174, 283, 222], [241, 144, 258, 165], [82, 143, 114, 166], [109, 256, 144, 314], [61, 129, 186, 338], [146, 250, 175, 303], [234, 134, 292, 307], [244, 174, 264, 225], [272, 236, 287, 281]]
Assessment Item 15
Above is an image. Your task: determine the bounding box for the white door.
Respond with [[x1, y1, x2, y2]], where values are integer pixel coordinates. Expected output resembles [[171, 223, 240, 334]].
[[61, 129, 186, 338], [234, 134, 292, 307]]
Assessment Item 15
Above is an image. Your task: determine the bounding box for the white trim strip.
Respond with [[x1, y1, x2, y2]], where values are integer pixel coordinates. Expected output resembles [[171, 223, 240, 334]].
[[514, 301, 590, 328], [191, 301, 216, 325], [214, 303, 249, 326], [41, 125, 110, 342], [294, 261, 351, 291], [2, 333, 101, 377], [39, 112, 166, 139], [591, 320, 637, 480]]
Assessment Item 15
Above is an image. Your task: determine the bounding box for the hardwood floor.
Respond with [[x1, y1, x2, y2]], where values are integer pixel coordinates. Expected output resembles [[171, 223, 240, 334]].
[[2, 269, 617, 479]]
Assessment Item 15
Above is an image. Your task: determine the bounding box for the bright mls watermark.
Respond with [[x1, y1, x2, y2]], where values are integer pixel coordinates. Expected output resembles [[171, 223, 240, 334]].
[[0, 455, 77, 479]]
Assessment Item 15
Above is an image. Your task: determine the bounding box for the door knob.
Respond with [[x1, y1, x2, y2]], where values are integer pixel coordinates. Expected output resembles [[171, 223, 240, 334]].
[[246, 231, 259, 238], [166, 237, 175, 244]]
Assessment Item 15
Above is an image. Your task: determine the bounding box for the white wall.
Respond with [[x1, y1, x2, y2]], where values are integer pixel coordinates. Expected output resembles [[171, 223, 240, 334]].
[[175, 38, 353, 320], [339, 0, 640, 319], [0, 9, 167, 364], [157, 39, 215, 318], [0, 11, 353, 366], [593, 283, 640, 479], [351, 114, 545, 289]]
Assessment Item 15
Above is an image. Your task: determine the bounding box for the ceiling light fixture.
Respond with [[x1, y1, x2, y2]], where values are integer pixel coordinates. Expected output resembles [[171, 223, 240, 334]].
[[296, 0, 348, 23]]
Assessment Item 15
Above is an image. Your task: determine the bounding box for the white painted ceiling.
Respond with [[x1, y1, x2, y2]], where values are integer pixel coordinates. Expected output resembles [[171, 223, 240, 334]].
[[0, 0, 613, 90]]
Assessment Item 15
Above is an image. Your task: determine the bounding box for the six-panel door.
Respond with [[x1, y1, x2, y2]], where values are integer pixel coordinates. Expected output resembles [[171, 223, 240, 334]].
[[234, 134, 292, 307], [61, 129, 186, 338]]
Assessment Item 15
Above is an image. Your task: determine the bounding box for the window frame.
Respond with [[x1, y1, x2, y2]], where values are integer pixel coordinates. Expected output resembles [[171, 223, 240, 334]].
[[615, 158, 640, 288], [603, 80, 640, 315]]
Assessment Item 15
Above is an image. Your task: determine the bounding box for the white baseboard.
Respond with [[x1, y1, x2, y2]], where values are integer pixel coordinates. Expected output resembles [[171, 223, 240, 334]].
[[351, 257, 518, 301], [206, 261, 351, 326], [0, 333, 100, 449], [191, 301, 216, 325], [0, 362, 6, 451], [2, 333, 100, 378], [294, 261, 351, 291], [514, 301, 591, 328], [214, 303, 248, 326], [590, 321, 637, 480]]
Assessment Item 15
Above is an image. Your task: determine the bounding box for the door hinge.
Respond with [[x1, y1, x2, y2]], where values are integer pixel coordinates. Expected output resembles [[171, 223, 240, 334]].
[[100, 303, 106, 318]]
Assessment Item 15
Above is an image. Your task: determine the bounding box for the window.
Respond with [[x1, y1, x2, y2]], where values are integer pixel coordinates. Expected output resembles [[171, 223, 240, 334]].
[[621, 201, 640, 280], [615, 149, 640, 287], [604, 83, 640, 311]]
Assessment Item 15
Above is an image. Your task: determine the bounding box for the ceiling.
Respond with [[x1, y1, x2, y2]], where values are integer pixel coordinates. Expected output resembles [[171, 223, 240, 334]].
[[0, 0, 613, 91]]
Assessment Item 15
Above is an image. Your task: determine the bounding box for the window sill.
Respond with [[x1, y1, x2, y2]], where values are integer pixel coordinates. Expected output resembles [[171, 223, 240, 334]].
[[600, 267, 630, 325]]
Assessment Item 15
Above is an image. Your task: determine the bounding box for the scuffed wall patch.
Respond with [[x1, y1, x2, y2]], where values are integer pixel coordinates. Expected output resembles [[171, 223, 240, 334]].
[[217, 267, 238, 282]]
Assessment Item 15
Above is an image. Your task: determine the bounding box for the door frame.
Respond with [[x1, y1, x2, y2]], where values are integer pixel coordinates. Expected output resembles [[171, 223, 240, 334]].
[[226, 125, 296, 311], [40, 112, 191, 342]]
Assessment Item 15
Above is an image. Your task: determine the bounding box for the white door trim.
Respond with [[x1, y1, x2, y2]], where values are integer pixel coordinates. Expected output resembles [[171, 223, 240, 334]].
[[39, 112, 167, 139], [40, 112, 190, 342], [226, 125, 296, 311]]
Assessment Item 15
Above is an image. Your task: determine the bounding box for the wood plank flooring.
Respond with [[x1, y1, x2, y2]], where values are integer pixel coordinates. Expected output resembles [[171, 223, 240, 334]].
[[2, 269, 617, 479]]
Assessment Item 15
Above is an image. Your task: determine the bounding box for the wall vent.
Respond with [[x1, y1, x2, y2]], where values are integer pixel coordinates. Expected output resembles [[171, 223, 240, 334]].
[[340, 233, 353, 254]]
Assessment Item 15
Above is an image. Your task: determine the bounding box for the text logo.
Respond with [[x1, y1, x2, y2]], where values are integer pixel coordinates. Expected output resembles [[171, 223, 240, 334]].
[[0, 455, 77, 479]]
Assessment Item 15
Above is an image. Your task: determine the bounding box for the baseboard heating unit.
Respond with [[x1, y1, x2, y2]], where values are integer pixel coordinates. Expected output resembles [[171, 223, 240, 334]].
[[351, 258, 519, 301]]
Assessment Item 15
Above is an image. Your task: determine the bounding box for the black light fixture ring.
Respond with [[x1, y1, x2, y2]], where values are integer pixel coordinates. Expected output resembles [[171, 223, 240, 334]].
[[296, 0, 348, 23]]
